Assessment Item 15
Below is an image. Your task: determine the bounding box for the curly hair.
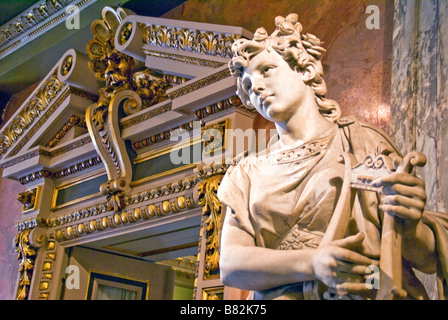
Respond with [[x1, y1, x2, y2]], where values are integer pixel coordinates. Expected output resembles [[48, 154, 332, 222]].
[[229, 14, 341, 122]]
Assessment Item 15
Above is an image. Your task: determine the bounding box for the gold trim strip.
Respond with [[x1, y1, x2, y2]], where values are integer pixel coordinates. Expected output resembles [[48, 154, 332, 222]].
[[202, 286, 224, 300], [120, 102, 172, 130], [0, 0, 94, 58], [167, 68, 230, 100], [0, 135, 92, 169], [7, 87, 70, 158], [142, 49, 225, 68], [54, 193, 198, 242]]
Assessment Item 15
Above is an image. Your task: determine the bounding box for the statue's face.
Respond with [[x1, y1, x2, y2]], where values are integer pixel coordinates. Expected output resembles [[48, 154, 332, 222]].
[[240, 49, 310, 123]]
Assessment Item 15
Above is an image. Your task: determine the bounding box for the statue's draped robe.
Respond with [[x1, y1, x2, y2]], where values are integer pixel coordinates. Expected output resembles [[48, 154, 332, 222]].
[[218, 117, 448, 300]]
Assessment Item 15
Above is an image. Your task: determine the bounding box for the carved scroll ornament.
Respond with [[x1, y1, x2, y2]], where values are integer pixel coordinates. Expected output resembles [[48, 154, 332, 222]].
[[86, 90, 142, 212], [85, 7, 172, 212]]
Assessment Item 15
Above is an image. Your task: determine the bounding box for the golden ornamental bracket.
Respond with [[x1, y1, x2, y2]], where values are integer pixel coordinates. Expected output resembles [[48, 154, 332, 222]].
[[86, 90, 142, 212], [85, 7, 172, 213]]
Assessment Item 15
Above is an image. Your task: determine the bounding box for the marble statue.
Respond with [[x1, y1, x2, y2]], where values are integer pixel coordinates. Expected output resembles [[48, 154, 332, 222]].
[[217, 13, 448, 300]]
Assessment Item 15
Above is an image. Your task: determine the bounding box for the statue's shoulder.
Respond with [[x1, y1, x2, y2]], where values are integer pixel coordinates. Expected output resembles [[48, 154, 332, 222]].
[[337, 116, 402, 157]]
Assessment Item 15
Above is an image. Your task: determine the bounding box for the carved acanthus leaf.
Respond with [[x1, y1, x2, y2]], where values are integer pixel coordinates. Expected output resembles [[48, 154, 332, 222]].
[[197, 174, 224, 278]]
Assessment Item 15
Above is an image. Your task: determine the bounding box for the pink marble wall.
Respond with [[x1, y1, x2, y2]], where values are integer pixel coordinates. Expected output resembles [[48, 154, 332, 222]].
[[0, 170, 25, 300], [0, 83, 37, 300]]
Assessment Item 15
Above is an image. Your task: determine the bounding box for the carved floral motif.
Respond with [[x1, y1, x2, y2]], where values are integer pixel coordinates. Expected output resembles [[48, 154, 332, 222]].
[[143, 24, 242, 59]]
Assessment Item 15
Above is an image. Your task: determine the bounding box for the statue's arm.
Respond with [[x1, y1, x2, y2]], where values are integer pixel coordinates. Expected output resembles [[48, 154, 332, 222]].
[[402, 220, 437, 273], [219, 207, 315, 291], [220, 207, 376, 293]]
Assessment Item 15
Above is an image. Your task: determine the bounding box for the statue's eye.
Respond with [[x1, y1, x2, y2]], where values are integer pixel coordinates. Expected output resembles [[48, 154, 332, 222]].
[[262, 66, 274, 76]]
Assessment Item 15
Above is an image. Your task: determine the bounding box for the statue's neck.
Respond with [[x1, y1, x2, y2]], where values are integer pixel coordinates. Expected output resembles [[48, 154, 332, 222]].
[[275, 100, 336, 150]]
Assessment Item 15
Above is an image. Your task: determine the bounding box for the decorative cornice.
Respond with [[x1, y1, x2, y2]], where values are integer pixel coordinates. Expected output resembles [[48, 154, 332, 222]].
[[16, 218, 48, 232], [120, 102, 172, 130], [0, 0, 95, 59], [52, 155, 102, 178], [19, 170, 52, 185], [142, 49, 226, 68], [0, 71, 66, 159], [46, 115, 86, 148], [49, 135, 92, 157], [194, 161, 229, 180], [142, 24, 242, 59], [45, 175, 198, 231], [193, 95, 241, 120], [167, 68, 231, 100], [54, 192, 198, 242], [17, 155, 103, 185], [0, 149, 46, 169], [131, 119, 203, 151], [0, 135, 92, 169], [130, 95, 241, 152]]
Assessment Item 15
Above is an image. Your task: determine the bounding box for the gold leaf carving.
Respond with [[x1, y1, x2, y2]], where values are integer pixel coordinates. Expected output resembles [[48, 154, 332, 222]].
[[17, 187, 39, 212], [143, 24, 242, 59], [0, 72, 64, 158], [197, 175, 224, 278], [15, 229, 37, 300]]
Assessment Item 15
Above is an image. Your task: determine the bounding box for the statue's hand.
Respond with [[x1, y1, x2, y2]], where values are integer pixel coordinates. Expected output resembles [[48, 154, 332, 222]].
[[312, 233, 377, 296], [372, 172, 426, 231]]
